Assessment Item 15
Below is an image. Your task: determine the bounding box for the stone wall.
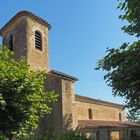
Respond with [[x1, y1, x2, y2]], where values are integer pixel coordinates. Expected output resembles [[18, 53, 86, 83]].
[[2, 16, 50, 71], [36, 74, 77, 134], [61, 79, 77, 130], [75, 99, 126, 121], [36, 74, 63, 134], [27, 17, 50, 71], [2, 16, 28, 60]]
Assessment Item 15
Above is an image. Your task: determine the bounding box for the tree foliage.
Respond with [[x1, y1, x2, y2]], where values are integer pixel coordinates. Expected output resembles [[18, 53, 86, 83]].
[[127, 110, 140, 122], [96, 0, 140, 112], [28, 131, 91, 140], [118, 0, 140, 37], [0, 47, 58, 138]]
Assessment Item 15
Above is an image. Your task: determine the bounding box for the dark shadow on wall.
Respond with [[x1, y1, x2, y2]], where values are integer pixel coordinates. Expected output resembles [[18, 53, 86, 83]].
[[63, 114, 73, 131]]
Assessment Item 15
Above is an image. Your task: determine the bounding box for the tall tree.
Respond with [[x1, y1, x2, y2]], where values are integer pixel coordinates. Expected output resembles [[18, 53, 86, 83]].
[[127, 110, 140, 122], [0, 47, 58, 139], [96, 0, 140, 112]]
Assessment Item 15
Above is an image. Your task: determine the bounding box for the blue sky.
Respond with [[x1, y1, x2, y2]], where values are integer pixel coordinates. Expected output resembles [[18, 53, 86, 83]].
[[0, 0, 135, 104]]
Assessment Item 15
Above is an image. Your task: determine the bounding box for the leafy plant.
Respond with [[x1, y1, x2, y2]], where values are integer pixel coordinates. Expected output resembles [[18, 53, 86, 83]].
[[0, 131, 7, 140], [0, 46, 58, 139], [127, 110, 140, 122], [96, 0, 140, 112], [28, 131, 91, 140]]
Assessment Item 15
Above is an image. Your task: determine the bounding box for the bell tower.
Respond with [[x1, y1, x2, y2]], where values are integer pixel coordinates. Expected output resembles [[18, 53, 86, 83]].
[[0, 11, 51, 71], [0, 11, 79, 134]]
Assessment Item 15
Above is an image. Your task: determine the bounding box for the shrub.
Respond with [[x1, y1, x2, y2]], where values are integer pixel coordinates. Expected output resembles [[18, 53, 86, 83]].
[[27, 131, 91, 140], [0, 132, 7, 140]]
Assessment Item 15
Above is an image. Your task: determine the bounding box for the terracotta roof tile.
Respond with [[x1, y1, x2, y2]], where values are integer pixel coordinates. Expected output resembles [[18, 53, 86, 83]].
[[78, 120, 140, 128], [0, 10, 51, 35]]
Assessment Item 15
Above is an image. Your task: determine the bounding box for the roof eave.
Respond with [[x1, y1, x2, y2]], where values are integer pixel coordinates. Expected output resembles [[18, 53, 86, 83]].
[[75, 95, 124, 109], [49, 70, 78, 81]]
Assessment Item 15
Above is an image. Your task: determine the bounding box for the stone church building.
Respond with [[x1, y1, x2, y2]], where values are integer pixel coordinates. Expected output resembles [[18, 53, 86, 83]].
[[0, 11, 140, 140]]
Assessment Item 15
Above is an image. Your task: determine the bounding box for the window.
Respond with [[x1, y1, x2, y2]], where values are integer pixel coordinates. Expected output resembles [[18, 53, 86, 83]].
[[35, 31, 42, 50], [96, 131, 100, 140], [88, 108, 93, 119], [119, 112, 122, 121], [9, 35, 14, 51], [131, 130, 137, 137]]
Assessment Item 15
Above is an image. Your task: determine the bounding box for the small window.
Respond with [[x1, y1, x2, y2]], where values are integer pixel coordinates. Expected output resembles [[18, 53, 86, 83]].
[[9, 35, 14, 51], [96, 131, 100, 140], [35, 31, 42, 50], [88, 108, 93, 119], [119, 112, 122, 121], [131, 130, 136, 137]]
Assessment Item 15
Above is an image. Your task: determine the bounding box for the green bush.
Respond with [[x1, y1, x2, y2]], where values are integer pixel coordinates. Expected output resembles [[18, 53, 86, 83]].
[[62, 131, 90, 140], [0, 132, 8, 140], [27, 131, 91, 140]]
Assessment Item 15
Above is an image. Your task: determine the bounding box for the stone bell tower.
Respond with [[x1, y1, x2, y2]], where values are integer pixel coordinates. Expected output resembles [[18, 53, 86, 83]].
[[0, 11, 78, 134], [0, 11, 51, 71]]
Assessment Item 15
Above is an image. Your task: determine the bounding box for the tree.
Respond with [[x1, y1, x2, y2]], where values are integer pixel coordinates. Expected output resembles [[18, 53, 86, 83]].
[[127, 110, 140, 122], [96, 0, 140, 112], [0, 46, 58, 139]]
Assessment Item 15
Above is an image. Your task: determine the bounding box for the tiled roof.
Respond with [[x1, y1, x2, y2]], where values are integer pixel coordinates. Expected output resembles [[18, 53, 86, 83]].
[[76, 95, 124, 109], [0, 10, 51, 35], [78, 120, 140, 128], [49, 70, 78, 81]]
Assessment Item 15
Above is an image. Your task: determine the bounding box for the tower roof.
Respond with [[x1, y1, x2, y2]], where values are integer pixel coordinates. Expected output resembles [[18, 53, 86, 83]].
[[49, 70, 78, 81], [0, 10, 51, 36]]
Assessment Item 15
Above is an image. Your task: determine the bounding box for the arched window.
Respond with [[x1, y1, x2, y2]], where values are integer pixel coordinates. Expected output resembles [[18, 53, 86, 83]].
[[88, 108, 93, 119], [9, 35, 14, 51], [35, 31, 42, 50], [119, 112, 122, 121]]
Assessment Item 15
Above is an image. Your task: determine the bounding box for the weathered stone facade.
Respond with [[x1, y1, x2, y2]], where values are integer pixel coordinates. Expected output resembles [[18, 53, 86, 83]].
[[36, 72, 78, 133], [75, 95, 126, 121], [2, 16, 28, 60], [1, 12, 50, 71], [0, 11, 140, 140], [26, 17, 50, 71]]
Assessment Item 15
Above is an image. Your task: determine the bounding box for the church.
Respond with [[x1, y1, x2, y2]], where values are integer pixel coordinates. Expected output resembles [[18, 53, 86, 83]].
[[0, 11, 140, 140]]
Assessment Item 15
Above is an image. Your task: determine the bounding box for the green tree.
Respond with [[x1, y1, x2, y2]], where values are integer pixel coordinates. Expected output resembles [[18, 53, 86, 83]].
[[127, 110, 140, 122], [0, 46, 58, 139], [96, 0, 140, 112]]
